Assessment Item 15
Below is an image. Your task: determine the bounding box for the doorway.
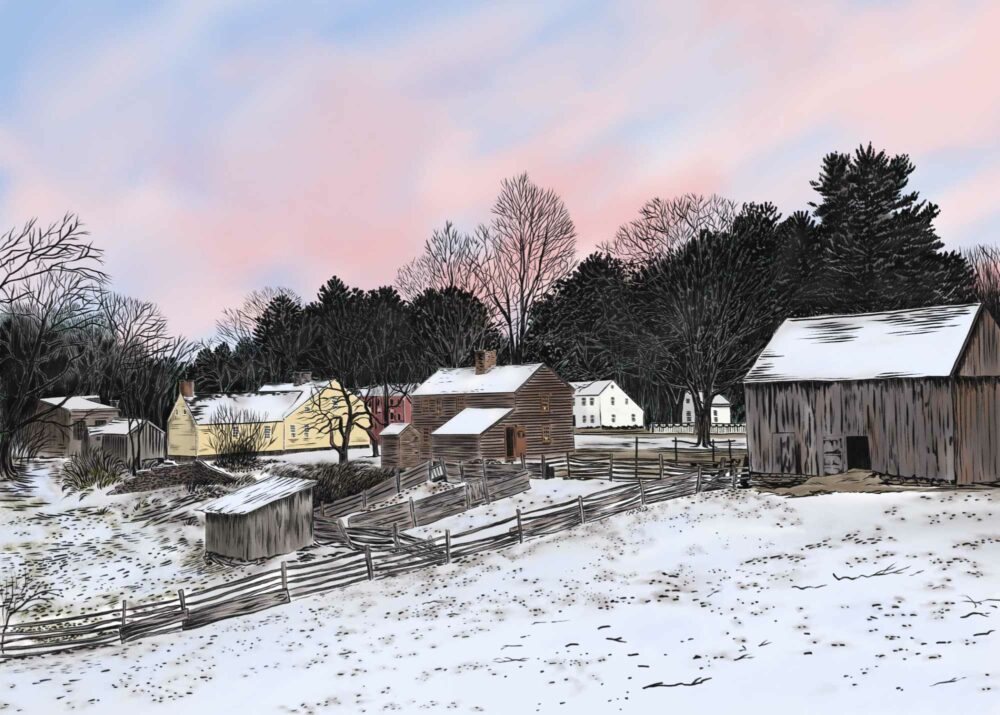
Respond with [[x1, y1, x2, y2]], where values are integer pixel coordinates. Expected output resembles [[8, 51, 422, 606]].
[[505, 425, 527, 460], [845, 436, 872, 470]]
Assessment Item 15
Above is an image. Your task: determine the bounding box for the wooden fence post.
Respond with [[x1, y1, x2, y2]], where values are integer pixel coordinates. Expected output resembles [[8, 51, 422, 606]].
[[464, 483, 472, 509], [442, 461, 449, 481], [541, 454, 547, 478], [728, 440, 732, 460], [674, 437, 678, 462], [395, 467, 401, 493], [364, 546, 375, 580], [566, 452, 572, 479], [711, 440, 716, 463], [638, 477, 646, 505], [608, 452, 614, 481], [459, 461, 465, 484], [445, 530, 452, 564], [731, 463, 737, 489], [577, 495, 586, 525], [120, 600, 127, 642], [281, 561, 290, 600], [516, 508, 524, 543], [658, 453, 664, 480], [408, 497, 418, 527], [520, 454, 526, 469], [696, 465, 703, 493], [178, 588, 188, 617], [427, 460, 433, 482], [482, 462, 491, 503], [634, 435, 639, 480], [392, 523, 400, 549]]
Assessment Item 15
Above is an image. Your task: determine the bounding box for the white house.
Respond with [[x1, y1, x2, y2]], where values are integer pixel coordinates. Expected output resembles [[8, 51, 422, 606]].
[[570, 380, 644, 428], [681, 392, 732, 424]]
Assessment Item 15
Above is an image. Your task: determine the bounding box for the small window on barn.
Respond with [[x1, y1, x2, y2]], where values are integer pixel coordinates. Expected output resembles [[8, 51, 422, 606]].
[[541, 425, 551, 444], [290, 424, 297, 439], [434, 399, 443, 416], [94, 419, 107, 426], [540, 393, 551, 413]]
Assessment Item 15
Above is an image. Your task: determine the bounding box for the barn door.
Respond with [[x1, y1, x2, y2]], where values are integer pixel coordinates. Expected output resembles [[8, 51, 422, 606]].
[[773, 433, 800, 474], [845, 436, 872, 470]]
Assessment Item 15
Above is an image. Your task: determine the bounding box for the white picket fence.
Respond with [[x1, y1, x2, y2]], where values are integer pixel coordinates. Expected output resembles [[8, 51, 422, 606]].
[[650, 422, 746, 435]]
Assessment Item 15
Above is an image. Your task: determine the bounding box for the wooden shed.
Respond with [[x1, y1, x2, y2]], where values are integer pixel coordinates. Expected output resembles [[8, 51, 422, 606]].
[[430, 407, 515, 463], [201, 475, 315, 560], [380, 422, 422, 468], [89, 419, 166, 468], [745, 303, 1000, 484]]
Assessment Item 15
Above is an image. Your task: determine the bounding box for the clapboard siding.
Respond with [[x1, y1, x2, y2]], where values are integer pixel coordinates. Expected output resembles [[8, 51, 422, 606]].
[[511, 367, 575, 455], [205, 488, 314, 561], [954, 379, 1000, 484], [381, 425, 422, 468], [957, 309, 1000, 377], [747, 379, 956, 480]]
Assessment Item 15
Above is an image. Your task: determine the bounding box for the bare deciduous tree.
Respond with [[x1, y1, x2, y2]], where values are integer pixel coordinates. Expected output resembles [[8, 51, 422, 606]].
[[1, 570, 58, 655], [395, 222, 482, 299], [964, 245, 1000, 325], [602, 194, 737, 263], [474, 173, 576, 363], [216, 287, 301, 346], [300, 382, 371, 463]]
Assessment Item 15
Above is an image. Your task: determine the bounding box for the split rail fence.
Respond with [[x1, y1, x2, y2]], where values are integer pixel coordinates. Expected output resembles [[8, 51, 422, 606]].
[[0, 458, 742, 660]]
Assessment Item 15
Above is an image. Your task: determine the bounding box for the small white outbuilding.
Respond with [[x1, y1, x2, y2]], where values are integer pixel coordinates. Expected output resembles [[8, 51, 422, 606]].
[[570, 380, 644, 428]]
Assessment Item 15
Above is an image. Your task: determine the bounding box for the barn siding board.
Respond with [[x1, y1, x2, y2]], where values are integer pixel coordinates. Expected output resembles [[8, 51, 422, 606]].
[[957, 309, 1000, 377], [381, 425, 422, 468], [954, 379, 1000, 485]]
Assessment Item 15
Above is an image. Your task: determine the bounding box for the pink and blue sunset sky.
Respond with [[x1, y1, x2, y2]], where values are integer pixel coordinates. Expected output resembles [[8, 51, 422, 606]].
[[1, 0, 998, 337]]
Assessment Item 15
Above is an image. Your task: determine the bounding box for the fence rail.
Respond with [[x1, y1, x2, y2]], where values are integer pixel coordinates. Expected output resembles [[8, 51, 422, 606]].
[[0, 458, 746, 660], [649, 422, 746, 434]]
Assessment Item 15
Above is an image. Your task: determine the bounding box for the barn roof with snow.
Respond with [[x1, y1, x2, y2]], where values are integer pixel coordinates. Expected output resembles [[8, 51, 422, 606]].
[[202, 475, 314, 515], [380, 422, 413, 436], [745, 304, 982, 383], [414, 364, 543, 396], [432, 408, 512, 435]]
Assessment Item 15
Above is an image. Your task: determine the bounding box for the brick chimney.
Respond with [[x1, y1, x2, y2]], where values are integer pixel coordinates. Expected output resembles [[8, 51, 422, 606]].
[[179, 380, 195, 398], [474, 350, 497, 375], [293, 371, 313, 386]]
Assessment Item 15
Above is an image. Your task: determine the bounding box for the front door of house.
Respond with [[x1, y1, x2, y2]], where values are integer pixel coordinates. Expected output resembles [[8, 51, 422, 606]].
[[505, 425, 527, 460]]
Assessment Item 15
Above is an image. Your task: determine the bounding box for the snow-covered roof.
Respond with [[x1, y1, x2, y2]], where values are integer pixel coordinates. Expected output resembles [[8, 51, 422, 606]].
[[683, 392, 730, 406], [184, 391, 302, 424], [380, 422, 413, 436], [570, 380, 614, 396], [202, 475, 314, 515], [357, 384, 421, 398], [745, 304, 982, 383], [88, 418, 154, 436], [414, 365, 543, 396], [40, 396, 117, 412], [432, 408, 512, 436]]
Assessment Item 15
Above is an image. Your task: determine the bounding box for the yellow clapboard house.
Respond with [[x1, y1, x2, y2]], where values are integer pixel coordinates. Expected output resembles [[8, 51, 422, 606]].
[[166, 372, 371, 458]]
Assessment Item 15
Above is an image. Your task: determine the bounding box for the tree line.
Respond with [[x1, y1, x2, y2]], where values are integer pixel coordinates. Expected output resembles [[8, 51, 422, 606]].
[[3, 143, 998, 477]]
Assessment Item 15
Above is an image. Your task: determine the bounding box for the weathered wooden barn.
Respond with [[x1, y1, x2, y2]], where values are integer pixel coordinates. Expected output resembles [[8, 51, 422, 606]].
[[745, 303, 1000, 484], [430, 407, 516, 463], [89, 419, 166, 467], [380, 422, 422, 468], [387, 350, 573, 467], [201, 475, 315, 560], [34, 396, 122, 457]]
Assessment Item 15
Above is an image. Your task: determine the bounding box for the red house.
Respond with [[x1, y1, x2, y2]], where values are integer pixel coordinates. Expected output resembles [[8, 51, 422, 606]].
[[359, 384, 418, 442]]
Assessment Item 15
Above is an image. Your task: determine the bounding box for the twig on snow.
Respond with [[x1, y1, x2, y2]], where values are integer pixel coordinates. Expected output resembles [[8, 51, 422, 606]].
[[643, 677, 712, 689]]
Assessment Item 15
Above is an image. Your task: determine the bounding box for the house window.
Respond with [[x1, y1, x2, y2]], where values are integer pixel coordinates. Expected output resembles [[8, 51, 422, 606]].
[[434, 399, 443, 416], [304, 425, 310, 438], [611, 396, 615, 406], [541, 425, 551, 445], [624, 397, 629, 405], [611, 414, 616, 423], [231, 425, 239, 437], [73, 421, 87, 440], [631, 413, 636, 423], [290, 424, 297, 438], [589, 415, 595, 424], [540, 394, 551, 414], [685, 411, 692, 422], [589, 397, 594, 406], [94, 419, 107, 427], [264, 425, 272, 440], [713, 410, 718, 423]]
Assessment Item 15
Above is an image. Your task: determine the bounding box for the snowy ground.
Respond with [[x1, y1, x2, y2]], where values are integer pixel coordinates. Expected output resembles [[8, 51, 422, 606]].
[[4, 484, 999, 713], [0, 461, 346, 617], [260, 446, 381, 467], [575, 432, 747, 451]]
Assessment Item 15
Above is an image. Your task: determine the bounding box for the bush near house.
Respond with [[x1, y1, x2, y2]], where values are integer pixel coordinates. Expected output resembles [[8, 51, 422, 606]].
[[275, 462, 393, 506], [61, 448, 130, 493]]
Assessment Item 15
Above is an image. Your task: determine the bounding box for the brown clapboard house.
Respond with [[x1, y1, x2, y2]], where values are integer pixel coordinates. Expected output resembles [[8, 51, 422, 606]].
[[382, 350, 574, 466]]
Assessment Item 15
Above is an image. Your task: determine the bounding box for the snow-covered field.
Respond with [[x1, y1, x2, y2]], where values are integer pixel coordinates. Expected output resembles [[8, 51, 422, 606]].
[[4, 484, 999, 714], [575, 432, 747, 451], [262, 446, 380, 467]]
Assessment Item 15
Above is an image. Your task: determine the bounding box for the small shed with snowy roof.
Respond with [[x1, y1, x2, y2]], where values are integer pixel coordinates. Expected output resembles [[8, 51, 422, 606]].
[[397, 350, 573, 466], [745, 304, 1000, 483], [380, 422, 421, 468], [202, 475, 315, 560]]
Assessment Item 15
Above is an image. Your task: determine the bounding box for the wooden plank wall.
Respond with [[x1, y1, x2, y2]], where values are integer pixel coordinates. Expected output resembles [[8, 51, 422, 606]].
[[957, 309, 1000, 377], [511, 367, 574, 456], [206, 489, 314, 561], [411, 393, 516, 460], [954, 379, 1000, 484], [747, 379, 956, 480]]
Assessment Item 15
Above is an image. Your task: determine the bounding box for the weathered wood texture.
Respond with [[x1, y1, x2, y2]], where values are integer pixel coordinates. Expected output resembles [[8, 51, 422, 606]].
[[205, 488, 314, 561], [746, 379, 957, 480], [381, 425, 422, 468], [411, 365, 573, 461], [101, 423, 167, 465], [957, 310, 1000, 377], [954, 379, 1000, 484]]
